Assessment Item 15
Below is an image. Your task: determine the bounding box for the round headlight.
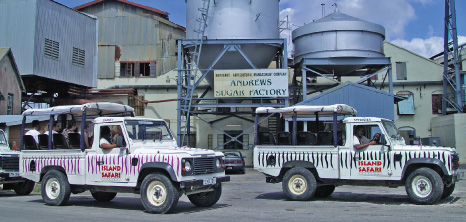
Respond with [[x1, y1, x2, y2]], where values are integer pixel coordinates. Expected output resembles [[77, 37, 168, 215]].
[[216, 159, 221, 168], [185, 161, 192, 172]]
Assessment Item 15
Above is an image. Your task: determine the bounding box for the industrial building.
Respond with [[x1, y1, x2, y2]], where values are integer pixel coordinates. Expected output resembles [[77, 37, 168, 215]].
[[0, 0, 98, 106]]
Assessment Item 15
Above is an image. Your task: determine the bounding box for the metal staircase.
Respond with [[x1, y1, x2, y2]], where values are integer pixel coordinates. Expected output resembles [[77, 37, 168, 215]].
[[177, 0, 211, 146]]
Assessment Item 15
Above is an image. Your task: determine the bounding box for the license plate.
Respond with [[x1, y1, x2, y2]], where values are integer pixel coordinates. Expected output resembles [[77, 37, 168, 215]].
[[9, 172, 19, 177], [227, 167, 233, 170], [203, 178, 216, 185]]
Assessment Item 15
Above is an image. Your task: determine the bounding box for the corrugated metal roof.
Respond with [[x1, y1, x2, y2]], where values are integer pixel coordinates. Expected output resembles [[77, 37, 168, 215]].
[[0, 115, 49, 126], [0, 48, 26, 92], [74, 0, 168, 17], [297, 82, 395, 120]]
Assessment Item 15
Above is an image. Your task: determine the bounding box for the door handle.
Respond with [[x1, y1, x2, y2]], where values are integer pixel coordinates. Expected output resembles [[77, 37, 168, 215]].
[[96, 161, 104, 165]]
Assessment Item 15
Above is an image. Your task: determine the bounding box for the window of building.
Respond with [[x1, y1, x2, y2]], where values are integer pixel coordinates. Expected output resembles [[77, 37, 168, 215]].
[[72, 47, 85, 67], [120, 62, 156, 77], [432, 94, 442, 114], [44, 38, 59, 60], [222, 131, 247, 149], [396, 62, 407, 80], [208, 134, 213, 149], [7, 93, 13, 115], [396, 91, 415, 115], [128, 96, 145, 116]]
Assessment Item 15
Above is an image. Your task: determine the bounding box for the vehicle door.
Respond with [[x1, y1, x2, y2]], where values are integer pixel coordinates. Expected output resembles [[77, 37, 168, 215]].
[[349, 123, 392, 179], [86, 123, 130, 184]]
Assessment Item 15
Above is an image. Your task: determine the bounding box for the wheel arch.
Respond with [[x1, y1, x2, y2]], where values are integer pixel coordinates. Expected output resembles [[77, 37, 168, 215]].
[[279, 161, 318, 180], [40, 166, 67, 182], [137, 162, 178, 188], [402, 158, 448, 181]]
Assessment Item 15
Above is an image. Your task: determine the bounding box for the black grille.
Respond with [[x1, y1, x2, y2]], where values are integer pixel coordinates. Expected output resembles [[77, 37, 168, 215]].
[[0, 155, 20, 171], [452, 153, 460, 170], [193, 158, 216, 175]]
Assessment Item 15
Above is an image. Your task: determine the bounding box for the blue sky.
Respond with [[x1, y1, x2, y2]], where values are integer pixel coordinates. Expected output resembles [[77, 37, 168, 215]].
[[55, 0, 465, 58]]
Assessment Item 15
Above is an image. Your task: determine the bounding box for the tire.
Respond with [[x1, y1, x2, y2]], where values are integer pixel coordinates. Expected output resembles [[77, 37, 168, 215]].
[[188, 183, 222, 207], [314, 185, 335, 198], [282, 167, 316, 201], [441, 183, 455, 199], [91, 192, 117, 202], [405, 168, 444, 205], [140, 173, 179, 214], [41, 170, 71, 206], [13, 180, 36, 196]]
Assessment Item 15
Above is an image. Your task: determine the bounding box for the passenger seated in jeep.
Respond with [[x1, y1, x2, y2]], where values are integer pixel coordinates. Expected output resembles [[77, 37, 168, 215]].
[[100, 126, 117, 149], [353, 125, 380, 150]]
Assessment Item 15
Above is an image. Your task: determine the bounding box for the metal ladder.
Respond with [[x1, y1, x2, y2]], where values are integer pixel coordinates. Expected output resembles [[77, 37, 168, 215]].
[[179, 0, 211, 146]]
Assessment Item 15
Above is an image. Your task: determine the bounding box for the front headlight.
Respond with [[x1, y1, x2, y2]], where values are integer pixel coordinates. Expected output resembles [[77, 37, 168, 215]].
[[185, 160, 192, 172], [216, 157, 225, 172], [216, 159, 221, 168], [182, 159, 193, 176]]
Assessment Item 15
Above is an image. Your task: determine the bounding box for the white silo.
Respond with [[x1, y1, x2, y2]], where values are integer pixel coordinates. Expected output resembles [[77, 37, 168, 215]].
[[185, 0, 281, 87]]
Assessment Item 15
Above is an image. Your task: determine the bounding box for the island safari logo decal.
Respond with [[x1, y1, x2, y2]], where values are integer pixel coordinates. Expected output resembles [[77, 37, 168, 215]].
[[358, 160, 382, 174], [101, 165, 121, 180]]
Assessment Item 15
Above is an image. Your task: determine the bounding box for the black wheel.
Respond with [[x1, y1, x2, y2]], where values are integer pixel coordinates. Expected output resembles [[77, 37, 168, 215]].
[[91, 192, 117, 202], [13, 180, 36, 195], [405, 168, 444, 205], [140, 173, 179, 214], [188, 183, 222, 207], [282, 167, 316, 201], [314, 185, 335, 198], [441, 183, 455, 199], [41, 170, 71, 206]]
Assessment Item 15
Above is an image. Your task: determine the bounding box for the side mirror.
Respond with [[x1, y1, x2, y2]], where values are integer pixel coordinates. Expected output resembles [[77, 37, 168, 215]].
[[380, 135, 389, 146]]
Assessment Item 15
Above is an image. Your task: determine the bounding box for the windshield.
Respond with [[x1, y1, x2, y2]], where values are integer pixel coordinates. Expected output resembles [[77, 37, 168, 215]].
[[223, 151, 241, 158], [382, 120, 399, 138], [125, 120, 173, 141]]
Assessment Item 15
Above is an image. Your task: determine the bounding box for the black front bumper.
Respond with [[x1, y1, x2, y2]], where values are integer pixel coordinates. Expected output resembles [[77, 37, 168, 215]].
[[180, 176, 230, 188]]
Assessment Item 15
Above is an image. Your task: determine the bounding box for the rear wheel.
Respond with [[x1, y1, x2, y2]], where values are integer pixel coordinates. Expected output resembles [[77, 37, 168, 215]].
[[41, 170, 71, 206], [91, 192, 117, 202], [13, 180, 35, 195], [188, 183, 222, 207], [314, 185, 335, 198], [140, 173, 179, 214], [282, 167, 316, 201], [405, 168, 443, 205], [441, 183, 455, 199]]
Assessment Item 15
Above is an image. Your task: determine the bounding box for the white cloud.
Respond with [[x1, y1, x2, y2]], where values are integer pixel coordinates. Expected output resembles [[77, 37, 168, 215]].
[[391, 36, 466, 58]]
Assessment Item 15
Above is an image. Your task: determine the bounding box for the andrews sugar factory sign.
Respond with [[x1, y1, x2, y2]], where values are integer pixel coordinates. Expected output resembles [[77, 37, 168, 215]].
[[214, 69, 289, 98]]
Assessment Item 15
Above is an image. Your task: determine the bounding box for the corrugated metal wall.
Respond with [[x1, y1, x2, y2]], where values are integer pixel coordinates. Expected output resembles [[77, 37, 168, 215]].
[[78, 1, 185, 78], [297, 82, 395, 120], [0, 0, 98, 87], [34, 0, 97, 87], [0, 0, 37, 75]]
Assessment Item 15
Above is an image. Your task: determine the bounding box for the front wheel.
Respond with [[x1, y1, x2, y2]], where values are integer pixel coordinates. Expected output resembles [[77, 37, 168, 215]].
[[41, 170, 71, 206], [282, 167, 316, 201], [140, 173, 179, 214], [91, 192, 117, 202], [405, 168, 443, 205], [188, 183, 222, 207], [14, 180, 36, 195]]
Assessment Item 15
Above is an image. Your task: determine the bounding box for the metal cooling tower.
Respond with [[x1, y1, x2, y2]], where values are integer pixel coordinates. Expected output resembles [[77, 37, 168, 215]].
[[186, 0, 281, 86], [292, 9, 386, 76]]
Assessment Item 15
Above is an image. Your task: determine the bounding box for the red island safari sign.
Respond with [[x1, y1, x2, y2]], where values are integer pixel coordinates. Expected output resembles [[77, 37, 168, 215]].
[[358, 161, 382, 174]]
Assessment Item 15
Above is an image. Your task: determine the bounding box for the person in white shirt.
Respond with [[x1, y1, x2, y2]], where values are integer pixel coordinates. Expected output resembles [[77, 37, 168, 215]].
[[25, 120, 41, 143], [100, 126, 116, 149], [353, 125, 380, 150]]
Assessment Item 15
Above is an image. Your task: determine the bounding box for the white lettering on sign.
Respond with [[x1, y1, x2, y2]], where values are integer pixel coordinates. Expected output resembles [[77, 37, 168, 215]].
[[214, 69, 289, 98], [103, 118, 114, 122]]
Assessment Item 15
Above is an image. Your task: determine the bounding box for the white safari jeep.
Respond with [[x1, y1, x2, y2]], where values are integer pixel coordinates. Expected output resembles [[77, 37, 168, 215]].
[[253, 104, 462, 205], [19, 103, 229, 213], [0, 129, 35, 195]]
